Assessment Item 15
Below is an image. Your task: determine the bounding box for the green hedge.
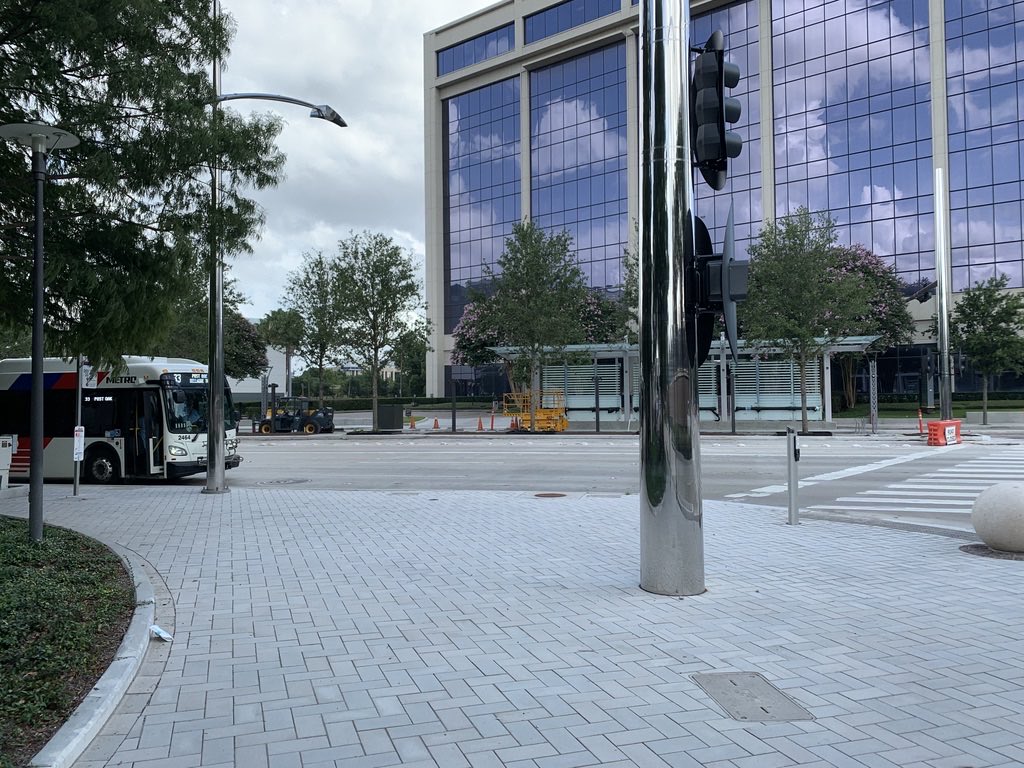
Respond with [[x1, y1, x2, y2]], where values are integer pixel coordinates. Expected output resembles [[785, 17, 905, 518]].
[[860, 392, 1024, 404]]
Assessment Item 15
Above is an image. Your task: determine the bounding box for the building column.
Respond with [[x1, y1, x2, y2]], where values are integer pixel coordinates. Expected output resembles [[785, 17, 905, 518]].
[[928, 0, 951, 288], [759, 0, 775, 224], [424, 67, 447, 397], [520, 66, 531, 221], [625, 28, 640, 256]]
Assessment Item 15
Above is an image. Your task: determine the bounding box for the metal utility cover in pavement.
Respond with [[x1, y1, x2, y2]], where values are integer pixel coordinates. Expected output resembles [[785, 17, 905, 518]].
[[692, 672, 814, 722]]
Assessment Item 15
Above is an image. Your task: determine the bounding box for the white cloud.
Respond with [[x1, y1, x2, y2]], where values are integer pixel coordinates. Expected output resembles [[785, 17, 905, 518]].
[[220, 0, 483, 319]]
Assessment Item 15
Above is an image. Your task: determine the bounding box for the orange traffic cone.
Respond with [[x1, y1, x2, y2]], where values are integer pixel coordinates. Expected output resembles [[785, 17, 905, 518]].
[[433, 417, 440, 430], [409, 415, 416, 430], [477, 417, 484, 432], [511, 416, 518, 431]]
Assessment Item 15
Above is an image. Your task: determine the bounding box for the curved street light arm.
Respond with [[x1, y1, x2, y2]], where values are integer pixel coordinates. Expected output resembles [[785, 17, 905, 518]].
[[215, 92, 347, 127]]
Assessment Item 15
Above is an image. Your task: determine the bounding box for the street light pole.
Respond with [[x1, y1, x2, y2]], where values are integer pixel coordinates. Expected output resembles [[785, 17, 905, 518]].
[[0, 122, 80, 541], [205, 0, 227, 494], [204, 0, 346, 493]]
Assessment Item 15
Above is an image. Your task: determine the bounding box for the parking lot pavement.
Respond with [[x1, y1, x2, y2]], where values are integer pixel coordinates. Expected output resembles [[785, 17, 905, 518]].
[[5, 485, 1023, 768]]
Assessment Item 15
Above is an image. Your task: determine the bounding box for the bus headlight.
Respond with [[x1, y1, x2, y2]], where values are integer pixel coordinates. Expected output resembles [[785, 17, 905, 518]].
[[168, 445, 188, 457]]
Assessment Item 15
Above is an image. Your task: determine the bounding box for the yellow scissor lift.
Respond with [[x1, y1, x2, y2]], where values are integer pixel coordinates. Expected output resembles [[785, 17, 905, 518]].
[[503, 389, 569, 432]]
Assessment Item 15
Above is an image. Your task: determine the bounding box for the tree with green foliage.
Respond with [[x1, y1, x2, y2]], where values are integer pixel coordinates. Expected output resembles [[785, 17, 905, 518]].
[[257, 308, 305, 396], [453, 219, 589, 431], [291, 365, 347, 400], [950, 274, 1024, 425], [140, 271, 266, 379], [619, 231, 640, 344], [0, 326, 30, 359], [833, 244, 915, 409], [334, 231, 427, 432], [741, 208, 870, 432], [391, 328, 428, 398], [223, 312, 267, 380], [1, 1, 284, 367], [283, 250, 344, 405]]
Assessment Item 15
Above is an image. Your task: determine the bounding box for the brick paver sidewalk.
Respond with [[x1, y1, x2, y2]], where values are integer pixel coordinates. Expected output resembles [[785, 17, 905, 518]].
[[8, 487, 1023, 768]]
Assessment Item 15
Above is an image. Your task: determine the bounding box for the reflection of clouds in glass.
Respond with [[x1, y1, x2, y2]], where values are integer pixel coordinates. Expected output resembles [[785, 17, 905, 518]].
[[448, 106, 516, 162], [529, 42, 628, 292], [814, 5, 928, 104], [444, 78, 521, 331], [532, 100, 627, 177], [773, 0, 934, 281], [945, 4, 1024, 289], [532, 102, 626, 180], [950, 209, 1023, 251], [853, 183, 907, 206]]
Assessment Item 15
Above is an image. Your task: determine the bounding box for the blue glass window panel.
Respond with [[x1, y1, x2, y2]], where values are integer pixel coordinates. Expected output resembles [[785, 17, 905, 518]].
[[437, 23, 515, 76], [530, 41, 627, 291], [524, 0, 619, 45], [443, 76, 521, 332], [773, 0, 937, 284]]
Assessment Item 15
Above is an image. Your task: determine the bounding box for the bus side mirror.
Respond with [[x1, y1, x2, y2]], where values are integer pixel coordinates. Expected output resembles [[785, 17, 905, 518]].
[[233, 410, 240, 424]]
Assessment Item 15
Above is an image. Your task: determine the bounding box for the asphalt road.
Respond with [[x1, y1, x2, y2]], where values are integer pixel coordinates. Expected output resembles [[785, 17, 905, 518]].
[[179, 433, 1024, 533]]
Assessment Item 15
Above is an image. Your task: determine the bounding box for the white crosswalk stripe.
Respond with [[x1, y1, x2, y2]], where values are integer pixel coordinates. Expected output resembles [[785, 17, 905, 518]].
[[806, 448, 1024, 526]]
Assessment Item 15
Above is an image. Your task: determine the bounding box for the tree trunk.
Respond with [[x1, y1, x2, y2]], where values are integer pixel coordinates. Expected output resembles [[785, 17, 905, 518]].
[[840, 355, 856, 410], [982, 375, 988, 426], [798, 355, 809, 434]]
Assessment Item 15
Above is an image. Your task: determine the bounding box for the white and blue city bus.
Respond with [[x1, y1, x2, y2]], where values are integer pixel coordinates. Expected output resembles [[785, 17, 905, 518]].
[[0, 356, 242, 483]]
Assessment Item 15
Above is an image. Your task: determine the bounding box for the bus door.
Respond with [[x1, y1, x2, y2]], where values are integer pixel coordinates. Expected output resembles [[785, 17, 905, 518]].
[[122, 389, 164, 477]]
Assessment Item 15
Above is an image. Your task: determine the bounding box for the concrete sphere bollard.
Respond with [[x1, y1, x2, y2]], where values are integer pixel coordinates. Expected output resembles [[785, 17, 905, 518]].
[[972, 482, 1024, 553]]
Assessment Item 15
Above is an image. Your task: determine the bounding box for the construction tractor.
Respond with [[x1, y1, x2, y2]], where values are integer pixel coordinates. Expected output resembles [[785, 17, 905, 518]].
[[258, 396, 335, 435]]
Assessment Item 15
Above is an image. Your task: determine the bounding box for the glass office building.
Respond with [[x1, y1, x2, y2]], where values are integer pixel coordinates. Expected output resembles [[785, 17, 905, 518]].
[[424, 0, 1024, 397]]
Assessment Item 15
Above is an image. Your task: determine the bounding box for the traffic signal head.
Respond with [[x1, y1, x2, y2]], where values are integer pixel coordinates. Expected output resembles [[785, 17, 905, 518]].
[[691, 207, 747, 366], [691, 30, 742, 191]]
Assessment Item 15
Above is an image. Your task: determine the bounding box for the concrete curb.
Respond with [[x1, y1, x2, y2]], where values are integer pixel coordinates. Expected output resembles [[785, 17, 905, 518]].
[[29, 546, 155, 768]]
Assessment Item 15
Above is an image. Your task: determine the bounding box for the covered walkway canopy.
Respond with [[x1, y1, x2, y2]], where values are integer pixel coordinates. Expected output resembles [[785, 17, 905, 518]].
[[487, 336, 881, 425]]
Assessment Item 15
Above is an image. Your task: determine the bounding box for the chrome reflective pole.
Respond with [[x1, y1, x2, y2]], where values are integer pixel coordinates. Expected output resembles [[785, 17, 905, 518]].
[[934, 168, 953, 421], [639, 0, 705, 595], [205, 0, 227, 493]]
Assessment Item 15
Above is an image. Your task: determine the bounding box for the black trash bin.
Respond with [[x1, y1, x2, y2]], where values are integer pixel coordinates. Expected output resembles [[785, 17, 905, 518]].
[[375, 404, 403, 432]]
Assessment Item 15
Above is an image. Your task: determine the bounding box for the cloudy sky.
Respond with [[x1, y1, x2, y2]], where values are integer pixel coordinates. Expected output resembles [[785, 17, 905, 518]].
[[223, 1, 483, 320]]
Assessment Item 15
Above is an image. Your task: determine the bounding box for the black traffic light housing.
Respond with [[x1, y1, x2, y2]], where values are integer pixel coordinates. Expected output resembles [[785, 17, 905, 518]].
[[908, 279, 938, 303], [692, 206, 747, 367], [691, 30, 742, 191]]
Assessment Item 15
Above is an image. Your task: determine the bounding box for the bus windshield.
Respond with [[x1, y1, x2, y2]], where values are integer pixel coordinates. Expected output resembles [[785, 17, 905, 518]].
[[165, 386, 208, 434], [164, 386, 237, 435]]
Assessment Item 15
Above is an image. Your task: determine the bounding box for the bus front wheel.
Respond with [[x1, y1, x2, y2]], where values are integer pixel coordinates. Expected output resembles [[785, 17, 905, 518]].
[[84, 448, 120, 484]]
